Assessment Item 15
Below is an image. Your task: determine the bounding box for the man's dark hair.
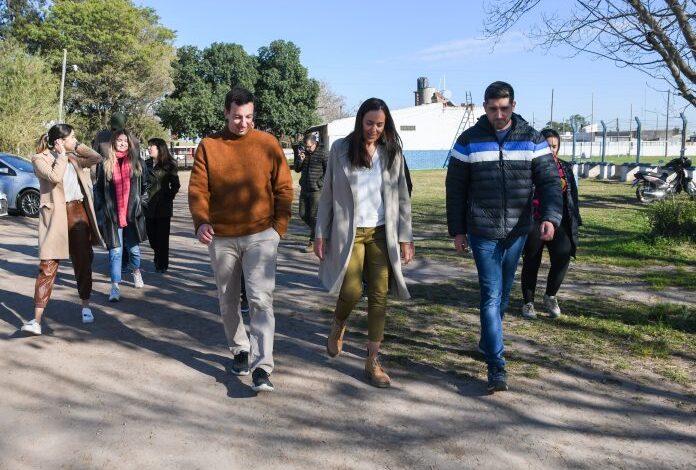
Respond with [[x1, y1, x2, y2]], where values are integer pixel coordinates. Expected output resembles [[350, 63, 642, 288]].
[[224, 86, 255, 111], [540, 128, 560, 140], [484, 81, 514, 103], [303, 133, 317, 145]]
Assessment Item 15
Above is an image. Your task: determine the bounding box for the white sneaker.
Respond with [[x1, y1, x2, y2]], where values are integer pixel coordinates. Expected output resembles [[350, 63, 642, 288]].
[[109, 284, 120, 302], [21, 319, 42, 336], [81, 307, 94, 323], [133, 270, 144, 288], [543, 294, 561, 318], [521, 302, 537, 319]]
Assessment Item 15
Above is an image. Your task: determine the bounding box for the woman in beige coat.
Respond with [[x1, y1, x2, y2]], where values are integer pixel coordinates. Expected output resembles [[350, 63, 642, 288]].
[[21, 124, 104, 336], [315, 98, 414, 388]]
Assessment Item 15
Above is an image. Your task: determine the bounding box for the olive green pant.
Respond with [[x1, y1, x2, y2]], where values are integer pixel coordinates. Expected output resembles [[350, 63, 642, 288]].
[[334, 225, 391, 342]]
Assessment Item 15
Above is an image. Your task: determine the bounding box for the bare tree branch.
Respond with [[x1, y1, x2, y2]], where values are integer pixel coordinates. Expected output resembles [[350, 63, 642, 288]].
[[483, 0, 696, 107]]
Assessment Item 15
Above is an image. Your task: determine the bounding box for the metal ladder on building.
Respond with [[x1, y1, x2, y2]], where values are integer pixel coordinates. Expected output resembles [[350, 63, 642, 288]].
[[442, 91, 475, 168]]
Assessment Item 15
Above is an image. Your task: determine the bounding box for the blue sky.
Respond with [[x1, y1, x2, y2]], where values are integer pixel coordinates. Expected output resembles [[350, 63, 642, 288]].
[[136, 0, 695, 133]]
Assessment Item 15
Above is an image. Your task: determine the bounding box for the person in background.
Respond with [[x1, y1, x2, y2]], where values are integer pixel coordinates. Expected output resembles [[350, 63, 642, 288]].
[[520, 128, 581, 319], [21, 124, 104, 336], [94, 129, 148, 302], [145, 138, 180, 273], [293, 133, 327, 253], [93, 112, 141, 270], [315, 98, 414, 388]]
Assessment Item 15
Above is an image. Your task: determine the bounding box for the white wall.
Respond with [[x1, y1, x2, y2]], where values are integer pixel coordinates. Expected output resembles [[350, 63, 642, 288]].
[[560, 140, 696, 158], [325, 103, 484, 151]]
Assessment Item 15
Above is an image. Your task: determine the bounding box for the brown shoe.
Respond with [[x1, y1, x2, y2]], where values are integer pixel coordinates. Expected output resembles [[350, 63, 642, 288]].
[[302, 241, 314, 253], [364, 351, 391, 388], [326, 318, 346, 357]]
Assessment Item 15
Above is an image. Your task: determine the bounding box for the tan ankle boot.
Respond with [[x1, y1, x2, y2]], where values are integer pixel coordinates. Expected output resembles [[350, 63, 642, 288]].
[[365, 351, 391, 388], [326, 318, 346, 357]]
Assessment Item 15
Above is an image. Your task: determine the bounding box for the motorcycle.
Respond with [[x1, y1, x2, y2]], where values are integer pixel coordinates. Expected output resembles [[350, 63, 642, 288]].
[[632, 155, 696, 203]]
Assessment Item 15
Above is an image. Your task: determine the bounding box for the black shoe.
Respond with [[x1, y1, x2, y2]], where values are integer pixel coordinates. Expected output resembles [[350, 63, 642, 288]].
[[240, 297, 249, 314], [487, 366, 508, 394], [231, 351, 250, 376], [251, 368, 274, 392]]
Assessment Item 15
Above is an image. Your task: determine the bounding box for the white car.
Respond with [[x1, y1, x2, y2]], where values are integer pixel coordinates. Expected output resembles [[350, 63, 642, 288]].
[[0, 190, 8, 216]]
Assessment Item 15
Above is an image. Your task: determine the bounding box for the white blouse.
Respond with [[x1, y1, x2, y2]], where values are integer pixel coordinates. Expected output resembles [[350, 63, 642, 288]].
[[62, 161, 83, 203], [355, 149, 385, 228]]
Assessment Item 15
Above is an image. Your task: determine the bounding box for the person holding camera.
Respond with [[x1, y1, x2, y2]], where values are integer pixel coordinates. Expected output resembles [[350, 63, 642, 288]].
[[293, 133, 326, 253]]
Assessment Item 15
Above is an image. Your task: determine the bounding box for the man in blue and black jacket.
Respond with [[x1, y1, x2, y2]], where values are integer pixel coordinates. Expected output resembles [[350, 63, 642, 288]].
[[446, 81, 563, 394]]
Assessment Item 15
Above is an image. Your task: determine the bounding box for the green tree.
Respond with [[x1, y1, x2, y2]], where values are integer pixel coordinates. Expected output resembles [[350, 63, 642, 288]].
[[158, 43, 258, 139], [545, 120, 573, 133], [255, 40, 319, 138], [0, 38, 57, 155], [0, 0, 46, 40], [15, 0, 175, 140]]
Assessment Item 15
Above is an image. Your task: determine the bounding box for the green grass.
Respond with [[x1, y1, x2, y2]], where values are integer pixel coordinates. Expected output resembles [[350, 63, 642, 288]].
[[368, 170, 696, 387], [410, 170, 696, 271]]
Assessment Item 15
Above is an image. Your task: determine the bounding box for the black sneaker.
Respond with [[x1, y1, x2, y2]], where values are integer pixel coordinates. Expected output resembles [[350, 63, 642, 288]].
[[240, 297, 250, 314], [487, 366, 508, 394], [231, 351, 250, 376], [251, 368, 274, 392]]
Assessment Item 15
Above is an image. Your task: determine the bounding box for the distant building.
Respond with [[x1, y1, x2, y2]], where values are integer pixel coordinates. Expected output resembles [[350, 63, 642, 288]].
[[307, 77, 483, 170], [308, 102, 483, 170]]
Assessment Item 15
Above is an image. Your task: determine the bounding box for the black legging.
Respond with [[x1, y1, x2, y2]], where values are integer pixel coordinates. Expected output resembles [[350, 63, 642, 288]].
[[521, 220, 572, 303]]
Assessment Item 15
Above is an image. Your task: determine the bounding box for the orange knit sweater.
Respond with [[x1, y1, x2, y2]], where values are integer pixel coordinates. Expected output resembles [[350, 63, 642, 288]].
[[188, 128, 294, 237]]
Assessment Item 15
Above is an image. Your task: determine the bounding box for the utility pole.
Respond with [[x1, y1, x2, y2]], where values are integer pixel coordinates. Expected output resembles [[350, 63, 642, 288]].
[[58, 48, 67, 123], [550, 88, 554, 127], [665, 90, 670, 159]]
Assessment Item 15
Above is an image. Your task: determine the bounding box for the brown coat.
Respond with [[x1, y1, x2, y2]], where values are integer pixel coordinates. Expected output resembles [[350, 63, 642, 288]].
[[315, 138, 413, 299], [32, 144, 105, 260]]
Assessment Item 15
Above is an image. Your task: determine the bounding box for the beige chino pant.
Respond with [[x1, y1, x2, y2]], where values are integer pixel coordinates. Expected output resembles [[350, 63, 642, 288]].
[[208, 227, 280, 374]]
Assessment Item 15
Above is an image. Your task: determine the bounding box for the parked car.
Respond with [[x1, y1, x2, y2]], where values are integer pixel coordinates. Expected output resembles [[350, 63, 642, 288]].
[[0, 190, 8, 216], [0, 153, 40, 217]]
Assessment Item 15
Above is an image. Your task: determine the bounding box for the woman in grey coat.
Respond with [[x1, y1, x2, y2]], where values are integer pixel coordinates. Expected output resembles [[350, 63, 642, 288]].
[[314, 98, 414, 388]]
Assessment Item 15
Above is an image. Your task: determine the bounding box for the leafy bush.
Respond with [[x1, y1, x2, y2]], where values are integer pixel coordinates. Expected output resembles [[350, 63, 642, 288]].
[[646, 198, 696, 241]]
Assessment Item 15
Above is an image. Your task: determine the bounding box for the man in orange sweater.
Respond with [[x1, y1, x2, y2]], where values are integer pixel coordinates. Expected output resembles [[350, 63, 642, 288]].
[[189, 86, 293, 393]]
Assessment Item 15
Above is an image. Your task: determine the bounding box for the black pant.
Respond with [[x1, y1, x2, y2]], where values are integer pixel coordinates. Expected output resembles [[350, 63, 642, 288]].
[[521, 221, 572, 303], [299, 191, 321, 240], [146, 217, 171, 270]]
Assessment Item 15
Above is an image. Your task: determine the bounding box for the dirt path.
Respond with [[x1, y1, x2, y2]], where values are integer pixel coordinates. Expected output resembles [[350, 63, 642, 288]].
[[0, 174, 694, 469]]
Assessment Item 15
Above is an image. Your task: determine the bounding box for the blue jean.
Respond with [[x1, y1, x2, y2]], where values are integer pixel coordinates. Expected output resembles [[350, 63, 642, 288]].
[[109, 226, 141, 283], [468, 233, 527, 370]]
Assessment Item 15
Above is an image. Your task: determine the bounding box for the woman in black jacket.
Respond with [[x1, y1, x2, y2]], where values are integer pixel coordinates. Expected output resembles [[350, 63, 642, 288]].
[[145, 138, 180, 273], [520, 128, 581, 319], [94, 129, 148, 302]]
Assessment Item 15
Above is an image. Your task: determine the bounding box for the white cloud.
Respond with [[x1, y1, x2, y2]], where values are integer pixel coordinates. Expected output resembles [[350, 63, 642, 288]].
[[378, 32, 530, 64]]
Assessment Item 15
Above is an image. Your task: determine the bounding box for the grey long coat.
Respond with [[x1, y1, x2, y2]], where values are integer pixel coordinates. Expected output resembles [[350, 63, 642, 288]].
[[315, 138, 413, 299]]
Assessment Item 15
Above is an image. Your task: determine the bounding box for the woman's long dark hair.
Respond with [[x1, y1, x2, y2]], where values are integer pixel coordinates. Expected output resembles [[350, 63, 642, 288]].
[[148, 137, 175, 171], [36, 124, 74, 153], [347, 98, 402, 169]]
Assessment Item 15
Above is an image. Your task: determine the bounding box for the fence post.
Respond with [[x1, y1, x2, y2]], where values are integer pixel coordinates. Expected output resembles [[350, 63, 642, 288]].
[[680, 112, 688, 159], [634, 117, 642, 164], [600, 120, 607, 163], [571, 120, 577, 161]]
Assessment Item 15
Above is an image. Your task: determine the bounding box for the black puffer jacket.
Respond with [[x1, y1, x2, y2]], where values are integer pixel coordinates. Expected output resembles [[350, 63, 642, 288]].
[[293, 145, 327, 193], [446, 113, 563, 239]]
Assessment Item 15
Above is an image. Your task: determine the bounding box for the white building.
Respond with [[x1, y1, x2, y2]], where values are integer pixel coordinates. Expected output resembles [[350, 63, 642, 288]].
[[310, 102, 484, 170]]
